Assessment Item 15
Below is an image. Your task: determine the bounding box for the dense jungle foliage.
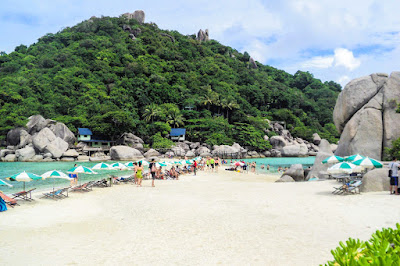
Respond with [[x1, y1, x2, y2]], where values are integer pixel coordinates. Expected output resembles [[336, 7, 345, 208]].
[[0, 15, 341, 150]]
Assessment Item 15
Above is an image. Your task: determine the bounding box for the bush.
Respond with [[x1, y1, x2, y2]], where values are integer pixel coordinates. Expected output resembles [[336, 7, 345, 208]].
[[386, 137, 400, 160], [324, 223, 400, 265], [151, 132, 174, 149]]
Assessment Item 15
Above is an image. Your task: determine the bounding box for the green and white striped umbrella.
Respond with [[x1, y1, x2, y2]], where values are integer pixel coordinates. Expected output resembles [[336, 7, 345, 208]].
[[41, 170, 70, 179], [345, 154, 365, 162], [125, 162, 135, 168], [7, 171, 42, 191], [92, 163, 113, 170], [111, 162, 128, 170], [0, 179, 13, 187], [185, 160, 193, 165], [138, 160, 149, 166], [67, 166, 97, 174], [322, 155, 344, 164], [352, 157, 383, 169], [327, 162, 362, 174], [156, 162, 168, 167], [41, 170, 70, 192]]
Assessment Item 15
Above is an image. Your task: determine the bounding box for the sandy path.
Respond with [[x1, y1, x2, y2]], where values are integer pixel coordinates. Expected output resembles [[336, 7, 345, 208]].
[[1, 169, 399, 265]]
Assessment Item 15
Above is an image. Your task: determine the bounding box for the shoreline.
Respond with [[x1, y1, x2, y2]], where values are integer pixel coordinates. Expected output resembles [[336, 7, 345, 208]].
[[2, 167, 397, 265]]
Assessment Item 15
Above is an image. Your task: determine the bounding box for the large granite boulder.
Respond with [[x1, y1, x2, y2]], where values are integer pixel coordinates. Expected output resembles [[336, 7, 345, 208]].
[[360, 168, 390, 192], [26, 115, 54, 134], [32, 128, 56, 152], [200, 152, 212, 157], [185, 150, 196, 158], [44, 137, 69, 158], [110, 145, 143, 160], [275, 175, 295, 182], [0, 149, 14, 158], [171, 146, 185, 156], [144, 149, 160, 158], [249, 57, 258, 69], [283, 164, 305, 181], [48, 123, 76, 145], [174, 142, 190, 152], [306, 139, 334, 180], [7, 128, 29, 146], [15, 146, 36, 161], [212, 145, 239, 157], [196, 146, 210, 155], [334, 72, 400, 160], [281, 143, 308, 157], [62, 149, 79, 158], [3, 154, 16, 162], [77, 155, 90, 161], [313, 133, 321, 145], [270, 136, 288, 149], [118, 133, 144, 145], [247, 151, 260, 158]]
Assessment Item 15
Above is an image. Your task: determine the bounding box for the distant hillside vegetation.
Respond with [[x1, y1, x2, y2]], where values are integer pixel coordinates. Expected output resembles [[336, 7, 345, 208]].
[[0, 15, 340, 150]]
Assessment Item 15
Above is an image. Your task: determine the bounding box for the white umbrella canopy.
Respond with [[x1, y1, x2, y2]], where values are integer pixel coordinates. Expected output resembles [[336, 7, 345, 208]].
[[67, 166, 97, 174], [41, 170, 71, 192], [92, 163, 113, 170], [138, 160, 149, 166], [111, 162, 128, 170], [327, 162, 362, 174], [7, 171, 42, 191], [345, 154, 365, 162], [322, 155, 344, 164], [352, 157, 383, 169]]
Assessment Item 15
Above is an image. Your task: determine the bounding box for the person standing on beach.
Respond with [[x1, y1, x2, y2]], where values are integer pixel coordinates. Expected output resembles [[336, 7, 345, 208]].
[[389, 158, 399, 195], [215, 158, 220, 173], [210, 157, 215, 172], [149, 159, 157, 187], [193, 160, 197, 176], [136, 161, 144, 187], [133, 162, 138, 184]]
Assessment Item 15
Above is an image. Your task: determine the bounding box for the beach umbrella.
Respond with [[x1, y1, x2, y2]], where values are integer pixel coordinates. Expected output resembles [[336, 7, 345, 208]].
[[352, 157, 383, 169], [327, 162, 361, 174], [185, 160, 193, 165], [0, 179, 13, 187], [7, 171, 42, 191], [41, 170, 71, 192], [234, 161, 244, 166], [345, 154, 365, 162], [125, 162, 135, 168], [156, 162, 168, 167], [322, 155, 344, 164], [138, 160, 149, 166], [67, 166, 97, 174], [111, 162, 128, 170], [92, 163, 113, 170]]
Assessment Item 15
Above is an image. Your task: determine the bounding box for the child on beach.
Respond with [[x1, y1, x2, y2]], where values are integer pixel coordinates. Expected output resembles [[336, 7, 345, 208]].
[[149, 159, 156, 187]]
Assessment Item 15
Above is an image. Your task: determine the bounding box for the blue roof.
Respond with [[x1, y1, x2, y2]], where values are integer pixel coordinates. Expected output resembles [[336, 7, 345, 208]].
[[170, 128, 186, 136], [78, 128, 92, 135]]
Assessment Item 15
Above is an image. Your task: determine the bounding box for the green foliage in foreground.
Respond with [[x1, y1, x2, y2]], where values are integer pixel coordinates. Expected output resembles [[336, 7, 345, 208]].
[[324, 224, 400, 265], [0, 15, 341, 148], [384, 137, 400, 160]]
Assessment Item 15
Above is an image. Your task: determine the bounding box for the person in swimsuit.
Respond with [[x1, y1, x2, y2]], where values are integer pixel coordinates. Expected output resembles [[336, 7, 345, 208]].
[[215, 158, 220, 173], [149, 158, 157, 187], [136, 161, 144, 187]]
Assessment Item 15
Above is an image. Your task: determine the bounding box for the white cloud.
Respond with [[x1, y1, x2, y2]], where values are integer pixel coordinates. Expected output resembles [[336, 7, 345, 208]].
[[301, 56, 334, 69], [333, 48, 361, 71], [338, 75, 351, 86]]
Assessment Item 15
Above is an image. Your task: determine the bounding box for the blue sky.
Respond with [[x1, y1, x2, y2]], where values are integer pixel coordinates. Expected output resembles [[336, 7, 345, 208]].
[[1, 0, 399, 87]]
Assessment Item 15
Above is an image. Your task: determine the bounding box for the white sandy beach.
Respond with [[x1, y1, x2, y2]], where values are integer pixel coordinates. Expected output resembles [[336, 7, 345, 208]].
[[1, 168, 399, 265]]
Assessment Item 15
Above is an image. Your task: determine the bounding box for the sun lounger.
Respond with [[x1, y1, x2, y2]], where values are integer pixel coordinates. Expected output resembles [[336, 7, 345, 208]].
[[345, 180, 362, 194], [12, 188, 36, 201], [0, 191, 19, 207], [42, 187, 70, 200], [70, 183, 90, 192], [93, 179, 109, 187]]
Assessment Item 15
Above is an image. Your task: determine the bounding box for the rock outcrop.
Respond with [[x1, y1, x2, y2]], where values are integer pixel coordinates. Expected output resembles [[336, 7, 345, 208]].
[[306, 139, 333, 180], [275, 175, 295, 182], [333, 72, 400, 160], [144, 149, 160, 158], [283, 164, 305, 181], [196, 29, 209, 42], [249, 57, 257, 69], [122, 10, 145, 23]]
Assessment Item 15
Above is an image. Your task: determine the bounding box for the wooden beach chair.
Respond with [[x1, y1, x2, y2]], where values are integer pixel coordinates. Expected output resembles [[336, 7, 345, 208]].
[[42, 187, 70, 200], [345, 180, 362, 194], [12, 188, 36, 201], [70, 182, 90, 192], [0, 191, 19, 208]]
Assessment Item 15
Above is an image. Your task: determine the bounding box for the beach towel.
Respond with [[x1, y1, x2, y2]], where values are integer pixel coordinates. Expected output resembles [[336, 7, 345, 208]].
[[0, 197, 7, 212]]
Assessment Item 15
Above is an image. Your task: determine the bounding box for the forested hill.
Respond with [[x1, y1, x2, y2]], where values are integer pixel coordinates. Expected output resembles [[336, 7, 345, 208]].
[[0, 15, 341, 150]]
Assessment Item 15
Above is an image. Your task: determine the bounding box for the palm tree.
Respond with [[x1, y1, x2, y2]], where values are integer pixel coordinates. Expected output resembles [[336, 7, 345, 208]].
[[225, 99, 239, 120], [167, 108, 185, 128], [143, 103, 160, 123]]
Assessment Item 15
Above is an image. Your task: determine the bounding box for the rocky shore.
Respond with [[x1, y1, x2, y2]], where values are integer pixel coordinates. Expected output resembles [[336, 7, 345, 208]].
[[1, 115, 328, 162]]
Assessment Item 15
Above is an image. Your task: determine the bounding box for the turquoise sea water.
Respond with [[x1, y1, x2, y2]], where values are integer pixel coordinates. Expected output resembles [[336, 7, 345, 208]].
[[242, 157, 315, 173], [0, 157, 315, 194]]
